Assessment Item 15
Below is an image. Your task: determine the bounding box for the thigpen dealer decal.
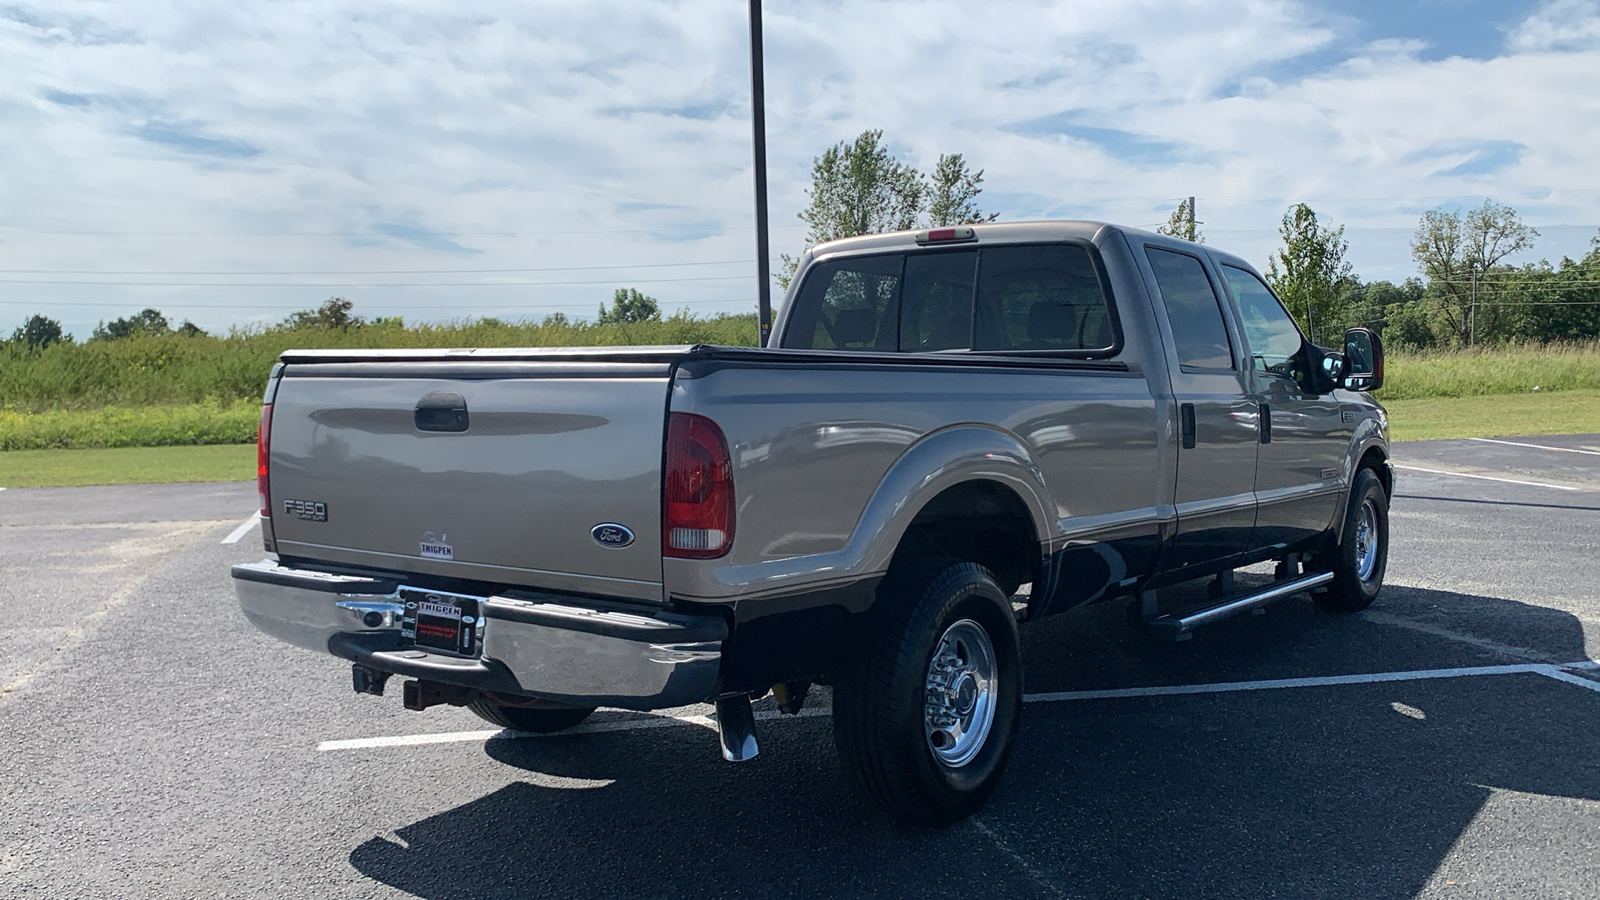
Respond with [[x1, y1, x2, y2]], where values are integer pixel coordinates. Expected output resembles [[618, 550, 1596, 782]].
[[420, 531, 454, 560], [282, 499, 328, 521]]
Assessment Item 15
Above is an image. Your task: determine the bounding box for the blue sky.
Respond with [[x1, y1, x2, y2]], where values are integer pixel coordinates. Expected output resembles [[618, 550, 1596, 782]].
[[2, 0, 1598, 337]]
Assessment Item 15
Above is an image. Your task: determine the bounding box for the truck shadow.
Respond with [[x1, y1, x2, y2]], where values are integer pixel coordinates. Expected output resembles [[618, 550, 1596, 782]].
[[349, 587, 1599, 899]]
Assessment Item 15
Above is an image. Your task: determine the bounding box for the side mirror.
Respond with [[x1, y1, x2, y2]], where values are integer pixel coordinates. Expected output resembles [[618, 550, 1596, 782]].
[[1342, 327, 1384, 391]]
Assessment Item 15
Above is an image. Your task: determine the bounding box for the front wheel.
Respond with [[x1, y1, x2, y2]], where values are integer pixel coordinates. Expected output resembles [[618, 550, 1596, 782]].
[[833, 559, 1022, 827], [1316, 467, 1389, 612]]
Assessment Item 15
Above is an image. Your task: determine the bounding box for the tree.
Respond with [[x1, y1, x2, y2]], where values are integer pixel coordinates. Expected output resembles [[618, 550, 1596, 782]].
[[9, 314, 66, 349], [1156, 198, 1202, 243], [92, 307, 171, 341], [598, 288, 660, 324], [1267, 203, 1355, 343], [282, 297, 363, 330], [1410, 199, 1538, 346], [781, 130, 930, 286], [927, 153, 999, 227], [177, 320, 206, 337]]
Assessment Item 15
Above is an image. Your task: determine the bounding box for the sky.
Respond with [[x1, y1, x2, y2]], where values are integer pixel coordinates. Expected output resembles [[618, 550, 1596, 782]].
[[3, 0, 1599, 339]]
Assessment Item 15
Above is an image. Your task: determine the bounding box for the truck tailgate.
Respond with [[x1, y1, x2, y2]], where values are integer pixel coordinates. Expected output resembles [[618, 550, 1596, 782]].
[[266, 358, 672, 602]]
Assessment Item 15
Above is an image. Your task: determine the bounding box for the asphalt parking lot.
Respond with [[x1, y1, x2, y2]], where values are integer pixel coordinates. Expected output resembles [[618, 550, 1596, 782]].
[[2, 436, 1598, 899]]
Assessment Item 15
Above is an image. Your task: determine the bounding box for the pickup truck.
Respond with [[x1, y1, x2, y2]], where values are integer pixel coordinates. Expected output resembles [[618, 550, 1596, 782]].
[[233, 220, 1391, 826]]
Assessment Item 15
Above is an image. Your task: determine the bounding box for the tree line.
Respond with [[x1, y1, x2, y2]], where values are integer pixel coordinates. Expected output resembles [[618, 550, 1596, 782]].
[[6, 130, 1596, 352]]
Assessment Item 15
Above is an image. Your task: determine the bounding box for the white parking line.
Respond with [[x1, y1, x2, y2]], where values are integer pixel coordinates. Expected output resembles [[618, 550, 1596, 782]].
[[1394, 464, 1577, 491], [221, 512, 261, 545], [1469, 437, 1600, 456], [317, 660, 1600, 752]]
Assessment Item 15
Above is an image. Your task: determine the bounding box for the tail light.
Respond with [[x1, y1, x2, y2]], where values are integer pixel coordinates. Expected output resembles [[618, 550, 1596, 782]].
[[664, 413, 734, 559], [257, 404, 273, 518]]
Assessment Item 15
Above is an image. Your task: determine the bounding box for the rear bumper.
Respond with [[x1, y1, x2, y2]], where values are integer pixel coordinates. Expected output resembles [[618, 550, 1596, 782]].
[[232, 560, 726, 710]]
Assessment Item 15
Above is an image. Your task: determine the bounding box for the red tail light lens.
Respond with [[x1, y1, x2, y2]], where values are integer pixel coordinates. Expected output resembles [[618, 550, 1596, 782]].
[[664, 413, 734, 559], [257, 404, 273, 518]]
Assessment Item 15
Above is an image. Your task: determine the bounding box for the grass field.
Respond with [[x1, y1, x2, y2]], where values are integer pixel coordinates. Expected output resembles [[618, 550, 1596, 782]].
[[1382, 389, 1600, 441], [0, 444, 255, 488]]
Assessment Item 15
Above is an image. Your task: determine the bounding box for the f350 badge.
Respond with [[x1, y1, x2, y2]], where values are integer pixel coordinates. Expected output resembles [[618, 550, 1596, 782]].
[[420, 531, 453, 560]]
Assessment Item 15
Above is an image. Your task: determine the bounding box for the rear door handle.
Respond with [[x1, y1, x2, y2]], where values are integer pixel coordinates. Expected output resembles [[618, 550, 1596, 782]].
[[1180, 403, 1196, 450]]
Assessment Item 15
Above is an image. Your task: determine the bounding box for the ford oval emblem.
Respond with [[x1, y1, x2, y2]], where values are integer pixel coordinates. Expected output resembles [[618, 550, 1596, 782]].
[[591, 523, 635, 549]]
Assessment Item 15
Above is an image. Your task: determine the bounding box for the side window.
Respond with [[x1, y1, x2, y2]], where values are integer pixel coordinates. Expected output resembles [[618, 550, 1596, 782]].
[[973, 244, 1116, 352], [1145, 247, 1234, 369], [899, 251, 977, 351], [779, 254, 903, 351], [1222, 265, 1305, 380]]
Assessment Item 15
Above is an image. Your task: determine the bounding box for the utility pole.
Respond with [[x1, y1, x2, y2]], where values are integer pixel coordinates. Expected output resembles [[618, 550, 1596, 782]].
[[1469, 269, 1477, 347], [1188, 196, 1196, 242], [748, 0, 773, 347]]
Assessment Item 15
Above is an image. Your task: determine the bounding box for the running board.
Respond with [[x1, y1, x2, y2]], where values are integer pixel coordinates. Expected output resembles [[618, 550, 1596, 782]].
[[1145, 571, 1335, 641]]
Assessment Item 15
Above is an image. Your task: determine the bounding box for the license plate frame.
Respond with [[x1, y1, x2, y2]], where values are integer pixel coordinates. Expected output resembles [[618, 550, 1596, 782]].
[[399, 588, 482, 657]]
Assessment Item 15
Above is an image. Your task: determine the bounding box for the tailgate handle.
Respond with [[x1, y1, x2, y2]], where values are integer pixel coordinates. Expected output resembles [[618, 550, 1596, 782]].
[[414, 391, 469, 433]]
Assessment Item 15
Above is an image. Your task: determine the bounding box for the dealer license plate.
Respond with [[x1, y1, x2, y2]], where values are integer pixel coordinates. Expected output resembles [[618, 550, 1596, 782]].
[[400, 590, 481, 657]]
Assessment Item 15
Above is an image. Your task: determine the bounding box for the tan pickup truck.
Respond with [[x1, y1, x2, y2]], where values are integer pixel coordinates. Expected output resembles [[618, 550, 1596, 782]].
[[234, 220, 1390, 825]]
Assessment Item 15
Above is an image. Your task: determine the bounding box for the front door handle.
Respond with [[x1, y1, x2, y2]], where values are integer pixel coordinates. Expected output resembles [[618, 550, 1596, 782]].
[[1259, 403, 1272, 444], [1180, 403, 1196, 449]]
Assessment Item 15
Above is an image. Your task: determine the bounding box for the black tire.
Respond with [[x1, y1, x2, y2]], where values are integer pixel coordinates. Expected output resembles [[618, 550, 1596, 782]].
[[1316, 467, 1389, 612], [467, 696, 596, 733], [833, 558, 1023, 827]]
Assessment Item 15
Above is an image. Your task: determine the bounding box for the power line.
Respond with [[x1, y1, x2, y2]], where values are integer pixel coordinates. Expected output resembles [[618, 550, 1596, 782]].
[[0, 274, 759, 288], [0, 224, 809, 237], [1, 298, 761, 310], [0, 259, 784, 276]]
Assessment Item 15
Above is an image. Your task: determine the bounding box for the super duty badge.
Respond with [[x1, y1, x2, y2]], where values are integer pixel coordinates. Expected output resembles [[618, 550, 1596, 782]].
[[282, 499, 328, 521]]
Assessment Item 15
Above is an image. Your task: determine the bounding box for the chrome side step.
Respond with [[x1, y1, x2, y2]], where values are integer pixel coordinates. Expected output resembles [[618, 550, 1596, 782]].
[[1144, 571, 1335, 641]]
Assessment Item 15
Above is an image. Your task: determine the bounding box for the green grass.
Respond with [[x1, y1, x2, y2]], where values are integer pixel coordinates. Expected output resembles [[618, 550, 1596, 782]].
[[0, 400, 259, 451], [0, 313, 760, 412], [1383, 389, 1600, 441], [1382, 341, 1600, 400], [0, 444, 256, 488]]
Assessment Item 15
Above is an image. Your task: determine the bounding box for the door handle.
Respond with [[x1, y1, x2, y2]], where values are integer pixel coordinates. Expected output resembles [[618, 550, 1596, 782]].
[[1180, 403, 1196, 449], [1259, 403, 1272, 444]]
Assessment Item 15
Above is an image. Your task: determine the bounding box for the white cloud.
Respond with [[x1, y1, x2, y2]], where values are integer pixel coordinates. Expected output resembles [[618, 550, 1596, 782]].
[[0, 0, 1596, 337], [1508, 0, 1600, 52]]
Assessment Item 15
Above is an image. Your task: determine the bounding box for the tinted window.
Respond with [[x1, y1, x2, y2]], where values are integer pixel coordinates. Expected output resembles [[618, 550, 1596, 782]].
[[1146, 247, 1234, 369], [1223, 264, 1304, 379], [899, 251, 976, 352], [974, 244, 1114, 351], [780, 254, 902, 351]]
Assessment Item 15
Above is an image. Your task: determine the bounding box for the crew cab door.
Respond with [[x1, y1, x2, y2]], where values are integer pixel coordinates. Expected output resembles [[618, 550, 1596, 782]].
[[1141, 245, 1259, 573], [1219, 265, 1348, 549]]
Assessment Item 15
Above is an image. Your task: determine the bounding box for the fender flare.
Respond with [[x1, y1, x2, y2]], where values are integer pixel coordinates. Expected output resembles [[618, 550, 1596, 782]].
[[686, 425, 1054, 599]]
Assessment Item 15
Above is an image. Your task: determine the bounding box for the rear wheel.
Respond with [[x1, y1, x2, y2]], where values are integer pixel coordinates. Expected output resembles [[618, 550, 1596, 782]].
[[833, 558, 1022, 827], [467, 696, 596, 733], [1315, 467, 1389, 612]]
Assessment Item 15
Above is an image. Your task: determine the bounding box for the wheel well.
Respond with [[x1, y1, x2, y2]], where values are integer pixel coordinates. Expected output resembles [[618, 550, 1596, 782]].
[[1359, 447, 1392, 499], [891, 480, 1040, 596]]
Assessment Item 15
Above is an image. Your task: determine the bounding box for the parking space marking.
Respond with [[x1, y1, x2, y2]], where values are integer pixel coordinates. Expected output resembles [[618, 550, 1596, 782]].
[[318, 660, 1600, 753], [1469, 437, 1600, 457], [1395, 464, 1578, 491], [221, 512, 261, 545]]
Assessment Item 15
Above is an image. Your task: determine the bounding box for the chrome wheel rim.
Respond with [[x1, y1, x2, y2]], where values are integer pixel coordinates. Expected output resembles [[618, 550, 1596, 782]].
[[923, 618, 998, 768], [1354, 499, 1380, 582]]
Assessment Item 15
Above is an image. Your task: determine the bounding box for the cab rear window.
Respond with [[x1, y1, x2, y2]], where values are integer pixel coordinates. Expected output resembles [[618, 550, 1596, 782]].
[[780, 243, 1118, 355]]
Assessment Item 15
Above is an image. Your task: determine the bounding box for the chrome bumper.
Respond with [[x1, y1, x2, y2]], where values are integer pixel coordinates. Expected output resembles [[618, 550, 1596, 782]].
[[232, 560, 726, 710]]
